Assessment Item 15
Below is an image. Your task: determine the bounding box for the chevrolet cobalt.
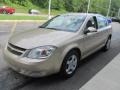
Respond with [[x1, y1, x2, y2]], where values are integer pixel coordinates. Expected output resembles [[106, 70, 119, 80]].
[[3, 13, 112, 78]]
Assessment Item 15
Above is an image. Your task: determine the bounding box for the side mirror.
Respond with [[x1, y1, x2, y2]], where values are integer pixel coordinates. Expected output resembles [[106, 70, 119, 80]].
[[84, 27, 97, 34]]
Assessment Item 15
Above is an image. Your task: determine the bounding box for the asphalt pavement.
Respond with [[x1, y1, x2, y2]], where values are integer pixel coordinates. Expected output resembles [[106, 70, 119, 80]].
[[0, 22, 120, 90]]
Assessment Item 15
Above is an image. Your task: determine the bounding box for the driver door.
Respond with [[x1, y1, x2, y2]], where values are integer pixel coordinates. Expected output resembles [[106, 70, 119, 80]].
[[83, 16, 100, 57]]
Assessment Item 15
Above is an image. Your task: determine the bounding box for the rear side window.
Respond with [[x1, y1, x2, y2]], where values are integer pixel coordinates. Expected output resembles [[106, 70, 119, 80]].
[[97, 16, 108, 29]]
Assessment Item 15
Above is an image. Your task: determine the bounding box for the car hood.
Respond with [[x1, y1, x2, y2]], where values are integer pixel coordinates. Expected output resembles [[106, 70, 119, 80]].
[[9, 28, 75, 49]]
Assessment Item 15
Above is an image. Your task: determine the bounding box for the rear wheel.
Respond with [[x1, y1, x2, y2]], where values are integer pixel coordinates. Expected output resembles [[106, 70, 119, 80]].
[[60, 50, 80, 78], [103, 37, 111, 51]]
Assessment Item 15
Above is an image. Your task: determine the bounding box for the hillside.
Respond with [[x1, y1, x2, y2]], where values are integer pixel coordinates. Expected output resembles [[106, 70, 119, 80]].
[[0, 0, 120, 16], [0, 0, 67, 15]]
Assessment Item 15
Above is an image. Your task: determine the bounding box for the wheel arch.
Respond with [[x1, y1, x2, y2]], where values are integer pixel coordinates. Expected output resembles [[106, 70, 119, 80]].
[[61, 45, 82, 63]]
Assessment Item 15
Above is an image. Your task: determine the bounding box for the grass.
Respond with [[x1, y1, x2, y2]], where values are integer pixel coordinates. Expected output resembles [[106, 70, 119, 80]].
[[0, 2, 67, 20], [1, 2, 67, 15], [8, 3, 40, 13], [0, 15, 47, 20]]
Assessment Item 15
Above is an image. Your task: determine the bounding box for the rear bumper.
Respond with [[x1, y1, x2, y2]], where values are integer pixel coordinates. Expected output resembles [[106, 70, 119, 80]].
[[9, 9, 15, 14]]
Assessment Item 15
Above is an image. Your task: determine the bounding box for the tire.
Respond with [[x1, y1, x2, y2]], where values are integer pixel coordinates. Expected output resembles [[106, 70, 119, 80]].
[[103, 37, 111, 51], [59, 50, 80, 78], [10, 13, 13, 14], [2, 10, 8, 14]]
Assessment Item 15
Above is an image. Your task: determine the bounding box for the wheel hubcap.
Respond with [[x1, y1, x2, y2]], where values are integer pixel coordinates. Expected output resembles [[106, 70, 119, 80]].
[[66, 55, 77, 75]]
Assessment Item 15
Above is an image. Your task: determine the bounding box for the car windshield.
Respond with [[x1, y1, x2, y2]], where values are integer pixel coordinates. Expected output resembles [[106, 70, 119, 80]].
[[40, 14, 86, 32]]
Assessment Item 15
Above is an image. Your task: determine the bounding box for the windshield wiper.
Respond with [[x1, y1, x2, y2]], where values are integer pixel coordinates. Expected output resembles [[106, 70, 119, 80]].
[[39, 26, 58, 30], [38, 26, 45, 28], [45, 27, 58, 30]]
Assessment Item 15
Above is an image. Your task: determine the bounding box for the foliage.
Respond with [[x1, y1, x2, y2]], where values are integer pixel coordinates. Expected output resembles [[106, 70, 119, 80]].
[[0, 0, 120, 16]]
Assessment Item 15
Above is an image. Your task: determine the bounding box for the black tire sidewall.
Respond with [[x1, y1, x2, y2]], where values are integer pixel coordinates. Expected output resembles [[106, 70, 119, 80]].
[[103, 37, 111, 51], [60, 50, 80, 78]]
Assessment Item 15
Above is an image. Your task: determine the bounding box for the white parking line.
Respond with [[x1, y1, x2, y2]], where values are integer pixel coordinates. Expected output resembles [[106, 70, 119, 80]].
[[79, 53, 120, 90]]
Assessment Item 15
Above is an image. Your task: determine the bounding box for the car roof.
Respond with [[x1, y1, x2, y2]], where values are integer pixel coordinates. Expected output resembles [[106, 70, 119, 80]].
[[61, 13, 104, 17]]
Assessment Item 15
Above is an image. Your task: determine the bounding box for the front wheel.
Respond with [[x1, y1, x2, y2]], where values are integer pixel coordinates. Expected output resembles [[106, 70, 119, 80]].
[[2, 10, 8, 14], [59, 50, 80, 78]]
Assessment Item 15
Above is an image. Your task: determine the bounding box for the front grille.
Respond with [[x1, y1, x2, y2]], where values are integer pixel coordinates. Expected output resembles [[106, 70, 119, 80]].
[[7, 43, 26, 56], [9, 43, 26, 51]]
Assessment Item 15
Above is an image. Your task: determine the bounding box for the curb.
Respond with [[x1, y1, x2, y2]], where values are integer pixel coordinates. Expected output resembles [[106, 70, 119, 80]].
[[0, 31, 9, 32], [79, 53, 120, 90], [0, 20, 46, 22]]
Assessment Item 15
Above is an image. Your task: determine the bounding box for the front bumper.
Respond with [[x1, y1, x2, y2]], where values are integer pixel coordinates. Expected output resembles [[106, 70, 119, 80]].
[[3, 48, 62, 77]]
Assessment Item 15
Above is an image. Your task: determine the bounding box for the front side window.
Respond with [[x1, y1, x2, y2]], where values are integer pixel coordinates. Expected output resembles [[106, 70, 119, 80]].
[[86, 17, 97, 29], [97, 16, 108, 29], [40, 15, 86, 32]]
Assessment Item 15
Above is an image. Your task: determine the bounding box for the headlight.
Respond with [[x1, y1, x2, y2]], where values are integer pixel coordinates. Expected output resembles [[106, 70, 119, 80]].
[[24, 46, 57, 59]]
